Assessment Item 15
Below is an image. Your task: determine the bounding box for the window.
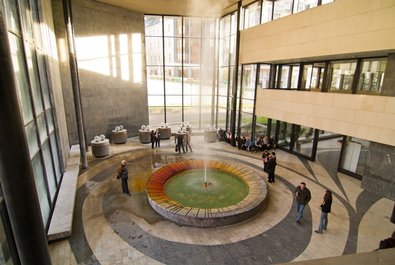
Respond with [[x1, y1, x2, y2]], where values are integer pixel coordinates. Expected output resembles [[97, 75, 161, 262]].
[[261, 1, 274, 24], [301, 63, 325, 91], [243, 1, 261, 29], [273, 0, 293, 20], [357, 58, 386, 94], [145, 15, 216, 130], [258, 64, 271, 89], [328, 61, 357, 92], [340, 137, 370, 177], [275, 64, 299, 89], [293, 0, 318, 14], [6, 0, 64, 228]]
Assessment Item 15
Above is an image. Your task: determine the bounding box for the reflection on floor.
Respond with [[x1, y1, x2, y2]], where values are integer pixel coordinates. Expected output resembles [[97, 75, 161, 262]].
[[49, 136, 395, 265]]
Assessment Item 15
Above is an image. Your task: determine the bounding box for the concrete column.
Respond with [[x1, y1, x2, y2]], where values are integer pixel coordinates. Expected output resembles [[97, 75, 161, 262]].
[[0, 8, 52, 265], [62, 0, 88, 168]]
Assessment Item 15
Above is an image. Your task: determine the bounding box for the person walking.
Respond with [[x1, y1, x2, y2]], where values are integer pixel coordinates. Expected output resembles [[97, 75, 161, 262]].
[[315, 190, 332, 234], [294, 182, 311, 223], [118, 160, 131, 196]]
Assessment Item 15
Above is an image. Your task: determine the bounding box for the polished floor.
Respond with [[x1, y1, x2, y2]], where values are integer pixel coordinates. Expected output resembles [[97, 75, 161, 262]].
[[48, 136, 395, 265]]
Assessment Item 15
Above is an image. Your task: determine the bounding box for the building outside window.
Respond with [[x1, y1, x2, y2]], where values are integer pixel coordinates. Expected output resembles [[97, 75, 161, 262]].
[[301, 62, 325, 91], [275, 64, 299, 89], [293, 0, 318, 14], [328, 60, 357, 92], [273, 0, 293, 20], [243, 1, 261, 29], [258, 64, 271, 89], [261, 0, 274, 24], [357, 58, 387, 94], [145, 15, 217, 130]]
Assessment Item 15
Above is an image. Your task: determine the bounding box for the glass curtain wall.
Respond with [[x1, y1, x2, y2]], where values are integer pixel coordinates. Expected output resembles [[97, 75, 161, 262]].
[[3, 0, 63, 228], [255, 64, 271, 136], [239, 65, 256, 138], [145, 15, 217, 130], [217, 12, 237, 130], [0, 190, 15, 265], [339, 137, 370, 178], [145, 16, 165, 126]]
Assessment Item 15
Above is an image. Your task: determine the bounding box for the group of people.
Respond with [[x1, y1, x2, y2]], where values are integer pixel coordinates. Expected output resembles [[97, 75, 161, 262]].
[[236, 135, 275, 152], [150, 130, 160, 149], [294, 181, 333, 234], [175, 132, 193, 154]]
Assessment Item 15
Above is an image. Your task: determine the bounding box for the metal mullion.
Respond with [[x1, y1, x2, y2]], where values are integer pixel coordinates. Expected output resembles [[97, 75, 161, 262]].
[[161, 15, 167, 122], [225, 15, 233, 131], [199, 18, 203, 129], [311, 129, 320, 161], [271, 0, 275, 21], [351, 58, 362, 94], [211, 19, 218, 129], [237, 65, 244, 137], [259, 0, 263, 24], [181, 17, 184, 122], [215, 19, 220, 128], [297, 62, 304, 90], [291, 0, 296, 14], [231, 5, 241, 145], [287, 65, 293, 89]]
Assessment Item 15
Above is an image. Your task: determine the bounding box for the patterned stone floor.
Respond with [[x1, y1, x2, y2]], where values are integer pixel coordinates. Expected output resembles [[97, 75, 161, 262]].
[[48, 136, 395, 265]]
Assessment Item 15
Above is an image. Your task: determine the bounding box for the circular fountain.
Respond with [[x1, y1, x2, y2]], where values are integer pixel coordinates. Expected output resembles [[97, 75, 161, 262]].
[[146, 160, 268, 227]]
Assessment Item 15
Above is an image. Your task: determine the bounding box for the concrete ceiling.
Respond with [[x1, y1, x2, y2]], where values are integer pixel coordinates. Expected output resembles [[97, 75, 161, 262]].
[[95, 0, 239, 17]]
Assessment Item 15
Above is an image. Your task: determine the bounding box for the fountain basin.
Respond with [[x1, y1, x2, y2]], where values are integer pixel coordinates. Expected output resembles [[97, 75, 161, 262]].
[[146, 160, 268, 227]]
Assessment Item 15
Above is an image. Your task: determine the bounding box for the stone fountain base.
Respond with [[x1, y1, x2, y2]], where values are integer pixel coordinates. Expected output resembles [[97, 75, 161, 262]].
[[146, 160, 268, 227]]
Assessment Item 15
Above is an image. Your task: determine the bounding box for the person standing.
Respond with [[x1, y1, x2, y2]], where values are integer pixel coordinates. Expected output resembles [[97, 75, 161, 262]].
[[185, 131, 193, 152], [294, 182, 311, 223], [262, 151, 269, 178], [155, 129, 160, 148], [315, 190, 332, 234], [119, 160, 131, 196], [150, 130, 155, 149], [176, 134, 185, 154], [266, 154, 277, 183]]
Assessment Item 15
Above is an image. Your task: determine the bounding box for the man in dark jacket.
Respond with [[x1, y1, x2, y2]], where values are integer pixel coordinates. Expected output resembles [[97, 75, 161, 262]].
[[294, 182, 311, 223], [266, 154, 277, 183], [120, 160, 131, 196]]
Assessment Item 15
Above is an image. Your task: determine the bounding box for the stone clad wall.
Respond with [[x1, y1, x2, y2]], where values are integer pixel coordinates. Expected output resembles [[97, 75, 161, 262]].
[[73, 0, 148, 142], [53, 0, 149, 144]]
